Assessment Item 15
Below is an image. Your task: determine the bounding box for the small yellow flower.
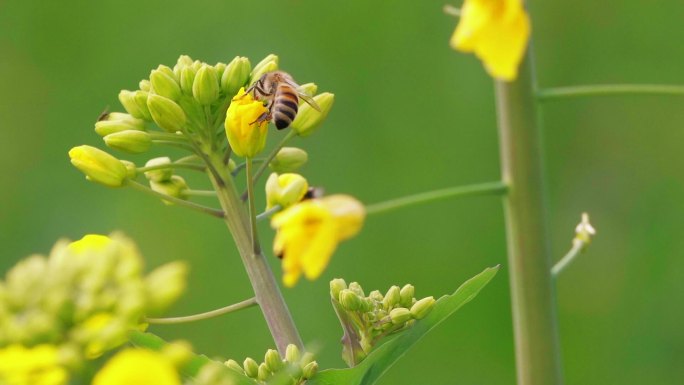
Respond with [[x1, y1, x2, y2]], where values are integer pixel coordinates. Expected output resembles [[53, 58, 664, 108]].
[[450, 0, 531, 81], [92, 349, 180, 385], [68, 145, 128, 187], [271, 195, 365, 287], [0, 344, 68, 385], [225, 87, 269, 158]]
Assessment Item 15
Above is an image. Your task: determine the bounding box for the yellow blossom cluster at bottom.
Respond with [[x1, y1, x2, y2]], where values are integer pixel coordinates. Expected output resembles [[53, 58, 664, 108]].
[[0, 344, 68, 385]]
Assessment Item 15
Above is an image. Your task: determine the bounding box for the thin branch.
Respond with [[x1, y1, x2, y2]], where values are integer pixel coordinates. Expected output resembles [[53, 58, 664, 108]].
[[551, 241, 584, 277], [127, 180, 224, 218], [537, 84, 684, 102], [145, 298, 257, 324], [256, 205, 282, 221]]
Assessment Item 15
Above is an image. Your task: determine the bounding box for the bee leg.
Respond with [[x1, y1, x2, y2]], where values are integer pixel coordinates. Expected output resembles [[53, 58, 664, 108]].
[[250, 111, 271, 126]]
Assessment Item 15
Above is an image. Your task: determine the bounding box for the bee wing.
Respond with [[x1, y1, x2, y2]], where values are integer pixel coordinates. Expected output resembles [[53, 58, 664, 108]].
[[297, 92, 321, 111]]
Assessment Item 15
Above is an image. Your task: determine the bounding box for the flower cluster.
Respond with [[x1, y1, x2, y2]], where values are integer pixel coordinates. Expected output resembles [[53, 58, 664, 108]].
[[215, 344, 317, 385], [0, 234, 187, 384], [329, 279, 436, 366]]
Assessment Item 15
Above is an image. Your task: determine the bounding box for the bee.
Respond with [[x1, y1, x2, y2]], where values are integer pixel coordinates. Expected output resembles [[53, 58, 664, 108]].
[[244, 71, 320, 129]]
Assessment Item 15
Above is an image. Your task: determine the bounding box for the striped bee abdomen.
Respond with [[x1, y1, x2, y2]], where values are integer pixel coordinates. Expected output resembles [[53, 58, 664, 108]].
[[273, 84, 299, 129]]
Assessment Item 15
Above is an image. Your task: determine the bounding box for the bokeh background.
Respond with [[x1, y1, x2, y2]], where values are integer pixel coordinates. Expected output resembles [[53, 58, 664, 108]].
[[2, 1, 683, 384]]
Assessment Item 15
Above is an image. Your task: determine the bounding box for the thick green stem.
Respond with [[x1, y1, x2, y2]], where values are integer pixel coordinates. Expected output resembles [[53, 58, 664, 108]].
[[495, 50, 563, 385], [537, 84, 684, 102], [206, 154, 303, 353], [245, 158, 262, 254]]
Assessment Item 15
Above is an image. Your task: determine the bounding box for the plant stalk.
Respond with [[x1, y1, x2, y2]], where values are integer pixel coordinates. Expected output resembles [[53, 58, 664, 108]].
[[495, 49, 563, 385]]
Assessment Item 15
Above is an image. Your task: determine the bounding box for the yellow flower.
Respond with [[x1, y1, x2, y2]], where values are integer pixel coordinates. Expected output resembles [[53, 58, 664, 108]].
[[0, 344, 68, 385], [225, 87, 269, 158], [67, 234, 112, 253], [92, 349, 180, 385], [271, 195, 365, 287], [69, 145, 128, 187], [265, 172, 309, 210], [450, 0, 531, 81]]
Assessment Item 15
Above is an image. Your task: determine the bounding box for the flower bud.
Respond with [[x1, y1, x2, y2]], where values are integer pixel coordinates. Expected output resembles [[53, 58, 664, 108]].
[[180, 66, 196, 95], [94, 116, 145, 137], [264, 349, 283, 372], [120, 160, 137, 179], [339, 289, 363, 311], [133, 91, 153, 120], [269, 147, 308, 173], [369, 290, 384, 302], [221, 56, 251, 96], [69, 145, 128, 187], [297, 83, 318, 100], [383, 286, 401, 309], [104, 130, 152, 154], [410, 296, 435, 320], [225, 88, 269, 158], [389, 307, 412, 325], [285, 344, 300, 363], [227, 158, 237, 172], [147, 94, 187, 133], [574, 212, 596, 247], [321, 194, 366, 240], [265, 173, 309, 210], [348, 282, 365, 297], [214, 62, 226, 79], [144, 261, 188, 313], [175, 55, 194, 73], [193, 64, 219, 105], [224, 359, 244, 373], [150, 69, 182, 101], [144, 157, 173, 182], [250, 54, 279, 82], [329, 278, 347, 300], [139, 79, 151, 92], [399, 284, 415, 307], [243, 357, 259, 378], [291, 92, 334, 136], [156, 64, 177, 79], [302, 361, 318, 379], [118, 90, 144, 119], [257, 363, 271, 382], [150, 175, 189, 204]]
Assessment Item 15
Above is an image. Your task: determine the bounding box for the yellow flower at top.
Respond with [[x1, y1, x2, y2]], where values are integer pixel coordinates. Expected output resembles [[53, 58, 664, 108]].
[[0, 344, 68, 385], [67, 234, 112, 254], [92, 349, 180, 385], [271, 194, 365, 287], [225, 87, 270, 158], [450, 0, 531, 81]]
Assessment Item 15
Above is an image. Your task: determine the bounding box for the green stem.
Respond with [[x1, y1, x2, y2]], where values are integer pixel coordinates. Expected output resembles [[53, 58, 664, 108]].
[[184, 189, 218, 197], [232, 158, 266, 176], [152, 140, 196, 152], [495, 48, 563, 384], [537, 84, 684, 102], [364, 181, 507, 216], [245, 158, 261, 254], [252, 130, 297, 184], [206, 153, 303, 353], [127, 180, 224, 218], [551, 241, 584, 277], [257, 205, 282, 222], [145, 297, 257, 324], [149, 132, 189, 141]]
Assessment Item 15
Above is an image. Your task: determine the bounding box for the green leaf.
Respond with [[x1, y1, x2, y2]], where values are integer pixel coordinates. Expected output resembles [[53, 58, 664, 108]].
[[308, 266, 500, 385]]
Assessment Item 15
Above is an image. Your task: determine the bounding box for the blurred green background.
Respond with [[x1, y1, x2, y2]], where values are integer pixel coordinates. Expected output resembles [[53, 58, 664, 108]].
[[2, 0, 683, 384]]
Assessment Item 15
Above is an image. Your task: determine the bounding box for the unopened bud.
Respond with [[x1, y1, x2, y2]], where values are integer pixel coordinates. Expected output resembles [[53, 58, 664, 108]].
[[250, 54, 279, 83], [193, 65, 219, 105], [147, 94, 187, 133], [369, 290, 384, 302], [285, 344, 300, 363], [180, 66, 196, 95], [133, 91, 153, 120], [94, 119, 145, 137], [265, 173, 309, 210], [264, 349, 283, 372], [69, 145, 128, 187], [257, 362, 271, 382], [297, 83, 318, 100], [269, 147, 308, 173], [243, 357, 259, 378], [214, 62, 227, 79], [389, 307, 412, 324], [139, 79, 151, 92], [118, 90, 144, 119], [399, 284, 415, 307], [104, 130, 152, 154], [329, 278, 347, 300], [410, 296, 435, 320], [339, 289, 363, 311], [150, 175, 189, 204], [120, 160, 137, 179], [348, 282, 365, 297], [144, 261, 188, 313], [302, 361, 318, 379], [383, 286, 401, 309], [156, 64, 177, 79], [574, 212, 596, 247], [144, 157, 173, 182], [150, 69, 182, 101], [221, 56, 251, 96], [291, 92, 335, 136], [224, 359, 244, 373]]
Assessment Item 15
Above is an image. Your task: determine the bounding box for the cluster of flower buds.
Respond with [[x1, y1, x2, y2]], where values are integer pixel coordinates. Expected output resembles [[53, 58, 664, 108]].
[[329, 279, 436, 366], [0, 234, 187, 380], [195, 344, 317, 385]]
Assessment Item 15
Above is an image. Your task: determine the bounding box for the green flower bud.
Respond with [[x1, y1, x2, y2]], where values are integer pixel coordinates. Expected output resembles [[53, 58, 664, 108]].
[[180, 66, 196, 95], [264, 349, 283, 372], [193, 64, 219, 105], [360, 297, 375, 313], [144, 157, 173, 182], [243, 357, 259, 378], [94, 118, 145, 137], [269, 147, 308, 173], [104, 130, 152, 154], [250, 54, 279, 82], [298, 83, 318, 100], [175, 55, 194, 72], [389, 307, 412, 324], [227, 158, 237, 172], [150, 69, 182, 101], [146, 94, 187, 132], [133, 91, 153, 120], [369, 290, 384, 303], [383, 285, 401, 309], [410, 296, 435, 320], [156, 64, 177, 80], [265, 172, 308, 210], [257, 362, 271, 382], [291, 92, 335, 136], [144, 261, 188, 313], [118, 90, 144, 119], [302, 361, 318, 379], [300, 352, 315, 366], [214, 62, 227, 79], [221, 56, 251, 96], [224, 359, 244, 373], [69, 145, 128, 187], [285, 344, 300, 363], [348, 282, 365, 297], [150, 175, 189, 204], [399, 284, 415, 307], [329, 278, 347, 301], [120, 160, 137, 179], [139, 79, 151, 92], [191, 60, 202, 71], [339, 289, 363, 311]]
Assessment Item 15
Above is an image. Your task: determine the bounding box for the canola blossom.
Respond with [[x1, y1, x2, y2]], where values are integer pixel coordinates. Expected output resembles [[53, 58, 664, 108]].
[[92, 349, 181, 385], [225, 87, 270, 158]]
